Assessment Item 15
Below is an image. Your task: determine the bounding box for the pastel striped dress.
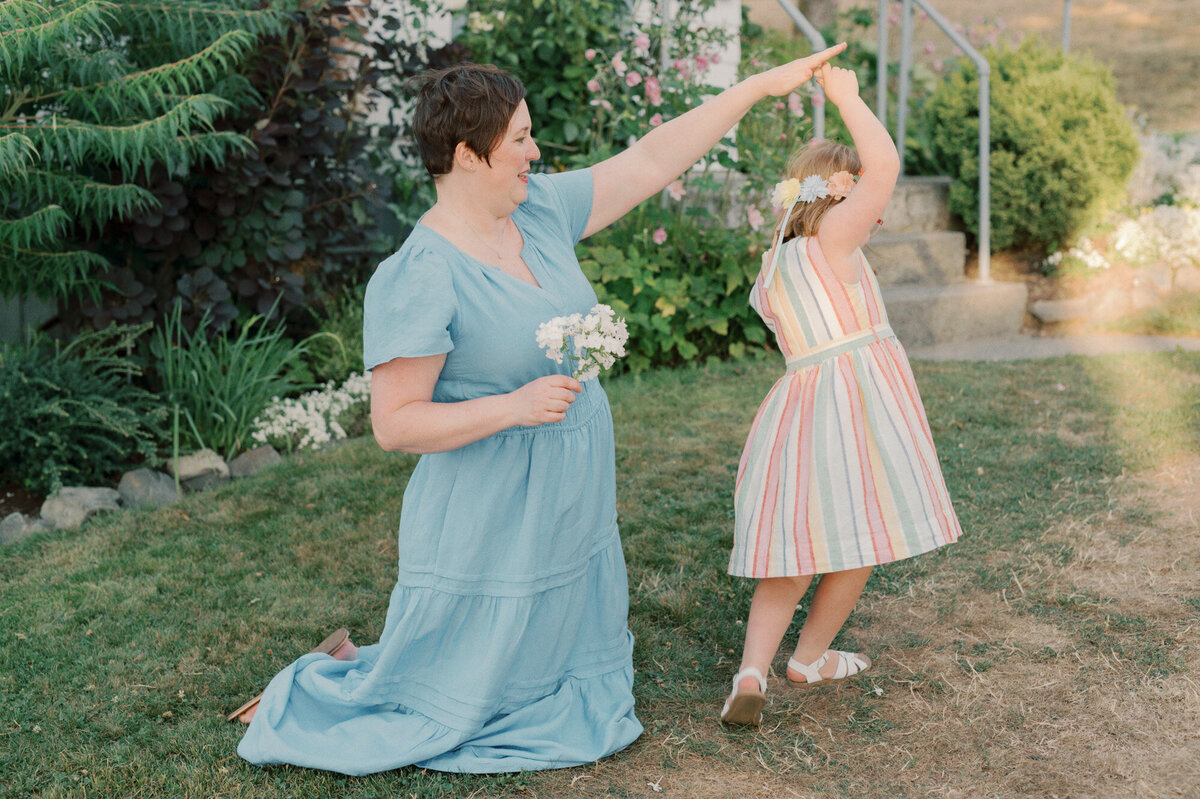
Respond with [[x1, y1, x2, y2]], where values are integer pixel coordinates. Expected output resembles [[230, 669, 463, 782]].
[[729, 235, 961, 578]]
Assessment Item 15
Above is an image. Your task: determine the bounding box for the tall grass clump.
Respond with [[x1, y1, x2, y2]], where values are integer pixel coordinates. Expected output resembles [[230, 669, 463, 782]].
[[150, 304, 317, 459], [0, 326, 166, 495]]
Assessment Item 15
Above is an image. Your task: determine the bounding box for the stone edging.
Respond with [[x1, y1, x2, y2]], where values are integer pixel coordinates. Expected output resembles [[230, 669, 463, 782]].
[[0, 445, 283, 547]]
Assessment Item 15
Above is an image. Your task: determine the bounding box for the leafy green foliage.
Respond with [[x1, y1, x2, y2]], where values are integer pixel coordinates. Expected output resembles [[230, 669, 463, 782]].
[[923, 39, 1139, 252], [150, 304, 317, 460], [0, 325, 166, 495], [73, 1, 405, 334], [579, 204, 769, 372], [458, 0, 640, 165], [0, 0, 284, 302]]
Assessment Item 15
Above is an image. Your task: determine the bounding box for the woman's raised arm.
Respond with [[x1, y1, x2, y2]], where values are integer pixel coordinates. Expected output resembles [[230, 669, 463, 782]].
[[582, 43, 846, 239]]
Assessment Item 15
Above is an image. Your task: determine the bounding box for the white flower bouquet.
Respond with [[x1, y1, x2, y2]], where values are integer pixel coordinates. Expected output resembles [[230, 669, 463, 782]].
[[535, 303, 629, 382]]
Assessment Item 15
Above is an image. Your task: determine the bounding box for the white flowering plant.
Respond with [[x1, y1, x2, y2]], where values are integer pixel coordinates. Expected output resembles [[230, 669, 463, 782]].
[[251, 372, 372, 453], [536, 304, 629, 382]]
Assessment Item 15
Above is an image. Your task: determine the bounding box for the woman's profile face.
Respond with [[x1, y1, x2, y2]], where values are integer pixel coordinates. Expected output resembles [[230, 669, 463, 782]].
[[474, 99, 541, 208]]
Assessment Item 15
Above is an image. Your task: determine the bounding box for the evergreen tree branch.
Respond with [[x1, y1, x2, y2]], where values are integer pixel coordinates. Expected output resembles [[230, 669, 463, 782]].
[[39, 29, 257, 120], [0, 206, 71, 250], [5, 94, 253, 178]]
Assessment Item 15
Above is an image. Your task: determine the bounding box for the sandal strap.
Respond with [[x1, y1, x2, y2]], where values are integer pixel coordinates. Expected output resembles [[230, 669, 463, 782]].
[[832, 650, 869, 679], [787, 652, 830, 684], [730, 665, 767, 696]]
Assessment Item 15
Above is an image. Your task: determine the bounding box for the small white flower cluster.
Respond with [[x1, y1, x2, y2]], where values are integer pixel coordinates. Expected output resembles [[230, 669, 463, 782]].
[[1127, 132, 1200, 207], [535, 304, 629, 382], [1043, 239, 1111, 271], [251, 372, 372, 452], [1113, 205, 1200, 270]]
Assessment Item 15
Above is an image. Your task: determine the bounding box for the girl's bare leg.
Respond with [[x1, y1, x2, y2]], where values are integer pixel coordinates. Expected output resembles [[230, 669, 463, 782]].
[[734, 575, 813, 693], [788, 565, 872, 680]]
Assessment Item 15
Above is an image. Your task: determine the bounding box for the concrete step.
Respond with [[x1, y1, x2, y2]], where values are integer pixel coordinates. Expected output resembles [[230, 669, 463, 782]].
[[881, 280, 1029, 348], [868, 231, 966, 286], [882, 176, 958, 234]]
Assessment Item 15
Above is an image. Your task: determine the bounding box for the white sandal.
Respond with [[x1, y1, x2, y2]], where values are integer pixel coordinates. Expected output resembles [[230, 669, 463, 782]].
[[787, 650, 871, 686], [720, 666, 767, 726]]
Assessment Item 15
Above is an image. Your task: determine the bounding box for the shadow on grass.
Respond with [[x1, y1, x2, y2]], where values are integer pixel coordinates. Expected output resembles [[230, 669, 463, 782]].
[[2, 350, 1198, 797]]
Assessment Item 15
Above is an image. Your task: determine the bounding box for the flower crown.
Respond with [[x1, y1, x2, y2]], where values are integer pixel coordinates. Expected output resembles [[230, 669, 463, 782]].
[[771, 171, 857, 208]]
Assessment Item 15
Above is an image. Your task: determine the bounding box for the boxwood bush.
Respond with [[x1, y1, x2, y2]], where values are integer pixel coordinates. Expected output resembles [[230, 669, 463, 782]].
[[923, 38, 1139, 252]]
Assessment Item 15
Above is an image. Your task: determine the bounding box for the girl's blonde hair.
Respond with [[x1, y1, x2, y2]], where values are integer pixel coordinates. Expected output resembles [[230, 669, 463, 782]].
[[781, 139, 862, 240]]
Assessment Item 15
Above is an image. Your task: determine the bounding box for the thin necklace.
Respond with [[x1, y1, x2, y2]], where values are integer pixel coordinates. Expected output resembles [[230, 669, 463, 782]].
[[461, 214, 509, 262]]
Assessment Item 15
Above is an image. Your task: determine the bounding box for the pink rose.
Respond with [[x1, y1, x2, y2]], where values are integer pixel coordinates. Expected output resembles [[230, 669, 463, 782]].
[[585, 49, 597, 61], [826, 170, 856, 200], [625, 70, 642, 87], [652, 227, 667, 245], [923, 42, 935, 55], [787, 92, 804, 118], [611, 54, 627, 76], [644, 76, 662, 106], [775, 102, 785, 110], [695, 55, 709, 71], [811, 92, 825, 107], [649, 113, 663, 127], [587, 79, 601, 93], [747, 207, 764, 231], [666, 180, 685, 201], [633, 32, 651, 54]]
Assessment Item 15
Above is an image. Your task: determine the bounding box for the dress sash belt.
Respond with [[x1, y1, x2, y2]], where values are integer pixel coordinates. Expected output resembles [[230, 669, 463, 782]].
[[784, 324, 895, 373]]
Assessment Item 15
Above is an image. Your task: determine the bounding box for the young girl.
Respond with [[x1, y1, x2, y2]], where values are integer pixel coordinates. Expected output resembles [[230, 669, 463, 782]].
[[720, 63, 962, 726]]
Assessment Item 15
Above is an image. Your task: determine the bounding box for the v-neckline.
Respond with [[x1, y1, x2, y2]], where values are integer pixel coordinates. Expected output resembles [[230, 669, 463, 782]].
[[416, 216, 546, 293]]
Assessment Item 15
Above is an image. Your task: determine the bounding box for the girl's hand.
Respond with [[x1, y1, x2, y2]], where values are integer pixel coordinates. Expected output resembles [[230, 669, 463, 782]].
[[508, 374, 582, 426], [814, 62, 860, 107], [757, 43, 847, 97]]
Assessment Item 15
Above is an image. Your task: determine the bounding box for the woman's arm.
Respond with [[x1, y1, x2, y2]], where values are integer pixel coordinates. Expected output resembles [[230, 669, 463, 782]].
[[814, 64, 900, 270], [582, 43, 846, 239], [370, 355, 582, 454]]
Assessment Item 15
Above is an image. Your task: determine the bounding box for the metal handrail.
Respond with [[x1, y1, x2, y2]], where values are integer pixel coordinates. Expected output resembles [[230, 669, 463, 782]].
[[882, 0, 991, 282], [773, 0, 826, 140]]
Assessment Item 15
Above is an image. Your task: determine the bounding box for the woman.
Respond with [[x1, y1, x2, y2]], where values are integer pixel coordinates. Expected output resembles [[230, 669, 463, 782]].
[[235, 48, 844, 775]]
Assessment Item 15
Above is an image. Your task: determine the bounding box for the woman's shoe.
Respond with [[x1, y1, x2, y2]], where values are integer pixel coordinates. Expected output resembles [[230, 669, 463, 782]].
[[786, 649, 870, 686], [720, 666, 767, 726], [225, 628, 351, 722]]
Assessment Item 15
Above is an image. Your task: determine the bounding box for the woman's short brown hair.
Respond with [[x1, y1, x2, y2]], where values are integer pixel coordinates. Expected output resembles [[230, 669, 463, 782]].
[[411, 64, 527, 178], [781, 139, 863, 240]]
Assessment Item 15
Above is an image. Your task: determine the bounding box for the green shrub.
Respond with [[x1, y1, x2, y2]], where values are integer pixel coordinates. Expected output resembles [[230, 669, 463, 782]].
[[578, 205, 768, 373], [458, 0, 643, 163], [297, 286, 364, 386], [0, 326, 166, 496], [923, 38, 1139, 252], [150, 304, 318, 460]]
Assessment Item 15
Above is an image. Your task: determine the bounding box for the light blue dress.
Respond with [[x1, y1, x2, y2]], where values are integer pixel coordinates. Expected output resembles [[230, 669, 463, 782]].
[[236, 170, 643, 775]]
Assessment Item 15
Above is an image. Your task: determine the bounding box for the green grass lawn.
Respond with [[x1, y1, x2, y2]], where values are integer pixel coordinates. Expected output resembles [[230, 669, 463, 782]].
[[3, 350, 1199, 797]]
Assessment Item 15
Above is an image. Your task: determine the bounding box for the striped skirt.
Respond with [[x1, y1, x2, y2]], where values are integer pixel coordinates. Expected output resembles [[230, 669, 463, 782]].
[[729, 329, 961, 578]]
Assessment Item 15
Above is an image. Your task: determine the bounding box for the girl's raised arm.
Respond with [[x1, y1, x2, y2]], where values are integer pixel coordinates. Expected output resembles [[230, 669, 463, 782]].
[[582, 43, 847, 239], [814, 63, 900, 266]]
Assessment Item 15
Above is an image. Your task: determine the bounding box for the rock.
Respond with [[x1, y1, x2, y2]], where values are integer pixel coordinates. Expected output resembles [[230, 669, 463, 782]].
[[1174, 265, 1200, 293], [1089, 288, 1132, 322], [40, 486, 122, 531], [229, 445, 282, 479], [1, 512, 30, 546], [118, 468, 180, 509], [168, 449, 230, 492], [1030, 297, 1092, 324], [1130, 283, 1161, 311]]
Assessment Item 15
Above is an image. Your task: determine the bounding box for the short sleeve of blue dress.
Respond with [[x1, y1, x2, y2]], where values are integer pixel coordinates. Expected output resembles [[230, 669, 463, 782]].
[[240, 168, 642, 776]]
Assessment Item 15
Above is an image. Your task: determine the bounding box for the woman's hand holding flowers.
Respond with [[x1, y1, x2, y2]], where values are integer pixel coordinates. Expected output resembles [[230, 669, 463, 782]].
[[509, 375, 582, 427]]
